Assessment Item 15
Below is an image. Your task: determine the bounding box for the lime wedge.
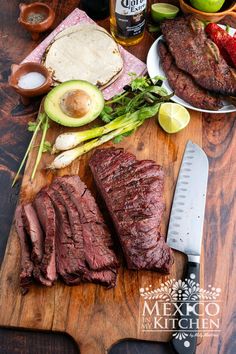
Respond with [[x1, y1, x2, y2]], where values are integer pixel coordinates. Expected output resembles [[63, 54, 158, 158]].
[[158, 103, 190, 134], [151, 3, 179, 23]]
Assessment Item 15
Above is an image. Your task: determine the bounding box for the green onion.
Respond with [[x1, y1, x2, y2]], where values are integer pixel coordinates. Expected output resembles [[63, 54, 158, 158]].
[[31, 115, 49, 180], [49, 103, 161, 169], [52, 113, 136, 152], [12, 113, 45, 186]]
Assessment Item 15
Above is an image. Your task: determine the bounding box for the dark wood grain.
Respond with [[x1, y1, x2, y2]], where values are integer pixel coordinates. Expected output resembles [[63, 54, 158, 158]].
[[0, 328, 79, 354], [0, 1, 235, 354]]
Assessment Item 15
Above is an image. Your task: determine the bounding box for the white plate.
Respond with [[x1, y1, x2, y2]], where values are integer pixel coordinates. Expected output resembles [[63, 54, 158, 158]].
[[147, 26, 236, 114]]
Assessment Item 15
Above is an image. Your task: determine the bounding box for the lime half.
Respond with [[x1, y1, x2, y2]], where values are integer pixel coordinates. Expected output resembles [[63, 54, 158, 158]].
[[158, 103, 190, 134], [151, 3, 179, 23], [190, 0, 225, 13]]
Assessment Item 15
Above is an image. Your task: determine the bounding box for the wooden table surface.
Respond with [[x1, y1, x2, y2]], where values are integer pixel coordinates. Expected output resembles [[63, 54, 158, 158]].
[[0, 1, 235, 353]]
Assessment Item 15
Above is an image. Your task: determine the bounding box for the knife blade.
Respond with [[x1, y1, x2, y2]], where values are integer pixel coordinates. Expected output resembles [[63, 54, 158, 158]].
[[167, 140, 209, 354], [167, 140, 209, 263]]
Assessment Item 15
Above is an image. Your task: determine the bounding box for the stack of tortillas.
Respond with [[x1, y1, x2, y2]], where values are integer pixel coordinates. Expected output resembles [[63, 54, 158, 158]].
[[42, 24, 123, 89]]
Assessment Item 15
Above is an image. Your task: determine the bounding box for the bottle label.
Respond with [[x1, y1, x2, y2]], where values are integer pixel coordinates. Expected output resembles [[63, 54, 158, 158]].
[[115, 0, 147, 38]]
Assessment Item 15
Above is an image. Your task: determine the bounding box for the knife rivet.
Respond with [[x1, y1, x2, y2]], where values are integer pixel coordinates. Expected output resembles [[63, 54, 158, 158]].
[[184, 341, 190, 348]]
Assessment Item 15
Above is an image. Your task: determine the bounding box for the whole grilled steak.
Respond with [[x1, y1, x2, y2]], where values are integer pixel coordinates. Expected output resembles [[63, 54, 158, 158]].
[[15, 206, 34, 294], [89, 148, 173, 273], [159, 41, 223, 110], [161, 16, 236, 96]]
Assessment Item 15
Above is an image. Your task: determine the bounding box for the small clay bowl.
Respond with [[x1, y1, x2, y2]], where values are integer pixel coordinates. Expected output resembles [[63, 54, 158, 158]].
[[9, 62, 52, 105], [180, 0, 236, 22], [18, 2, 55, 40]]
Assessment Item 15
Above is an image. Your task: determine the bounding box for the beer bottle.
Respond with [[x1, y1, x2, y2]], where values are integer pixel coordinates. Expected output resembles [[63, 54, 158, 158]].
[[110, 0, 147, 46]]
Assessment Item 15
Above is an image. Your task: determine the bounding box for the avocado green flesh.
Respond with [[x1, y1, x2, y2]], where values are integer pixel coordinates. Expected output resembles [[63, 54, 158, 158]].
[[44, 80, 104, 127]]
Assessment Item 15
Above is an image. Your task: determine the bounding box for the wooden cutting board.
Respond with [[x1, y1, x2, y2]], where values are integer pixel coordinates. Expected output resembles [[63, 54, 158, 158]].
[[0, 103, 203, 354]]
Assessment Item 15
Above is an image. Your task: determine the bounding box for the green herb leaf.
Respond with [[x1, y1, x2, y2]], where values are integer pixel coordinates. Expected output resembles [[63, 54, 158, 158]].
[[28, 121, 38, 132], [113, 128, 136, 144], [42, 121, 50, 130], [42, 141, 52, 153], [121, 129, 135, 137], [103, 105, 113, 114], [100, 111, 113, 123], [130, 76, 149, 91], [151, 75, 166, 84], [113, 134, 124, 143], [100, 105, 114, 123]]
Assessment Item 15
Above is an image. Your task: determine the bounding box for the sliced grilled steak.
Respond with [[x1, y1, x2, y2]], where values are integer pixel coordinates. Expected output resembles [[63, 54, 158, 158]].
[[158, 41, 223, 110], [45, 186, 84, 285], [56, 176, 119, 271], [82, 269, 117, 288], [89, 148, 173, 273], [34, 191, 57, 284], [22, 203, 44, 264], [15, 205, 33, 294], [50, 176, 118, 288], [161, 16, 236, 96]]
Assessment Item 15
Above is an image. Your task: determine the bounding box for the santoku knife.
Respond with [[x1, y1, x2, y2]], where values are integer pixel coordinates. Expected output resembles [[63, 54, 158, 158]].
[[167, 140, 209, 354]]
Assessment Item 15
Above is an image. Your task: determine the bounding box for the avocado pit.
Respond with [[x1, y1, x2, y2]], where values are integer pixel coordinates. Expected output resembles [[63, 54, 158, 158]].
[[60, 89, 92, 118]]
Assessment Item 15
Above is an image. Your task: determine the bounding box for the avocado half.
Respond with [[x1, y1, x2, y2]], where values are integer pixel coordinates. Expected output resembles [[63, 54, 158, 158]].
[[44, 80, 104, 127]]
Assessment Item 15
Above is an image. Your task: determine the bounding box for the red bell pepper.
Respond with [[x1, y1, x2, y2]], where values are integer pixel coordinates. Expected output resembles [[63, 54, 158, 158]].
[[224, 36, 236, 68], [205, 23, 236, 68]]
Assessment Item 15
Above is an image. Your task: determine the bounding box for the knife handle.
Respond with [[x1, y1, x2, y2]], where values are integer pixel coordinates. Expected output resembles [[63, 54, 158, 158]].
[[171, 259, 200, 354]]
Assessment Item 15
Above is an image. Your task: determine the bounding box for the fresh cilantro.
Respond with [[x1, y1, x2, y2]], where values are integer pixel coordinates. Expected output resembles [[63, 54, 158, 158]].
[[42, 121, 50, 130], [151, 75, 166, 84], [113, 134, 124, 143], [100, 105, 114, 123], [28, 121, 38, 132], [113, 129, 135, 143], [42, 141, 52, 153], [130, 76, 149, 91], [122, 129, 135, 137]]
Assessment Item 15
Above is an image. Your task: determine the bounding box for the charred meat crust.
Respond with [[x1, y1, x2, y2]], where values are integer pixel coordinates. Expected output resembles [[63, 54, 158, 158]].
[[22, 203, 44, 264], [15, 205, 34, 295], [158, 41, 223, 110], [15, 175, 119, 291], [89, 148, 173, 273], [34, 191, 57, 284], [161, 16, 236, 96], [50, 177, 118, 288]]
